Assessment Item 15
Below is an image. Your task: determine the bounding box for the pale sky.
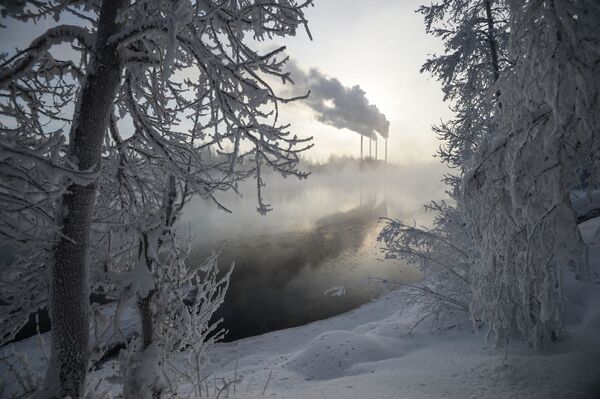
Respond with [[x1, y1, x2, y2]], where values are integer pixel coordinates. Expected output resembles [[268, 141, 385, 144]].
[[270, 0, 453, 165], [0, 1, 453, 166]]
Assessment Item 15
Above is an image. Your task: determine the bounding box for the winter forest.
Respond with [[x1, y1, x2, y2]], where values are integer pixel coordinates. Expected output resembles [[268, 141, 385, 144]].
[[0, 0, 599, 398]]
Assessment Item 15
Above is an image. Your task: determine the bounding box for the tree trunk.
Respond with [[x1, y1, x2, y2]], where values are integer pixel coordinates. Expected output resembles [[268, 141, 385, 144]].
[[44, 1, 125, 397], [139, 291, 155, 349], [484, 0, 500, 83], [139, 232, 156, 350], [139, 175, 178, 348]]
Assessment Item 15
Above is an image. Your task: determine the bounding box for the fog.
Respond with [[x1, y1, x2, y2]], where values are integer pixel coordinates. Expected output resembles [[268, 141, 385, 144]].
[[180, 160, 450, 341]]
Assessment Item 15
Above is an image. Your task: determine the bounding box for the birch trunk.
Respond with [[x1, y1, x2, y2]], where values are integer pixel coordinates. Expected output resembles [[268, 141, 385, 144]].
[[44, 1, 125, 397]]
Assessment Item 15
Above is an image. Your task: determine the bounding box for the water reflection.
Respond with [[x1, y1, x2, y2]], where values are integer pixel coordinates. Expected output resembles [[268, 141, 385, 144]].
[[184, 163, 446, 341], [1, 162, 447, 345]]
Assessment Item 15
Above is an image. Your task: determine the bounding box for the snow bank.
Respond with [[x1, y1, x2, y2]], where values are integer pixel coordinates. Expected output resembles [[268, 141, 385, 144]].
[[199, 218, 600, 399], [2, 219, 599, 398], [286, 330, 403, 380]]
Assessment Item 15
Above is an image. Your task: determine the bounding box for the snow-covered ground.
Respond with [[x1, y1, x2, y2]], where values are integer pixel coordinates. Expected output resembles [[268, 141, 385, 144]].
[[200, 217, 600, 399], [2, 220, 600, 398]]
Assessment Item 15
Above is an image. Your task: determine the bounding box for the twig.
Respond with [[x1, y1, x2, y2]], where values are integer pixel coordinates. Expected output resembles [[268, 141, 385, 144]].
[[216, 379, 241, 399], [233, 349, 239, 394], [262, 369, 273, 395], [35, 312, 49, 362]]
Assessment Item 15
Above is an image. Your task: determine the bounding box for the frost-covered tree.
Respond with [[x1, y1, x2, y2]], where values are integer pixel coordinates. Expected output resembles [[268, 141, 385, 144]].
[[90, 148, 232, 396], [462, 0, 600, 348], [378, 0, 510, 333], [383, 0, 600, 350], [0, 1, 313, 396], [419, 0, 509, 168]]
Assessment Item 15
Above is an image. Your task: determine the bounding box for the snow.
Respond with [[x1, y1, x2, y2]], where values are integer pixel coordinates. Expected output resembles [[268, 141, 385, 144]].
[[0, 303, 139, 397], [196, 217, 600, 399], [201, 301, 599, 398], [286, 330, 404, 381], [2, 220, 599, 398]]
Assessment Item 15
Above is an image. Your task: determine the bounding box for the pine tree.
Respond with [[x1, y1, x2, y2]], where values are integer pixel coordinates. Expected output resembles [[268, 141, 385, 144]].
[[379, 0, 510, 334], [462, 0, 600, 348], [419, 0, 509, 168], [383, 0, 600, 350]]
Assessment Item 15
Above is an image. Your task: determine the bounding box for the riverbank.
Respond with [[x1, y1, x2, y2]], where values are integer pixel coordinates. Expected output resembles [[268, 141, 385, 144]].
[[200, 217, 600, 399], [2, 219, 599, 398]]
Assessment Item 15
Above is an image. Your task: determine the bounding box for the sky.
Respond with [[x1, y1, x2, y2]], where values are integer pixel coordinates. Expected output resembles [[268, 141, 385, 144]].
[[268, 0, 454, 165], [0, 0, 453, 166]]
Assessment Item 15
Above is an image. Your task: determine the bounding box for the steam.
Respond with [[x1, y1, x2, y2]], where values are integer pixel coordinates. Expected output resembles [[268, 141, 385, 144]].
[[286, 60, 390, 140]]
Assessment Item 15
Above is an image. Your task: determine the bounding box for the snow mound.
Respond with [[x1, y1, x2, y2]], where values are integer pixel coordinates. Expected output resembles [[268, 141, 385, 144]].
[[286, 330, 402, 380], [353, 309, 421, 339]]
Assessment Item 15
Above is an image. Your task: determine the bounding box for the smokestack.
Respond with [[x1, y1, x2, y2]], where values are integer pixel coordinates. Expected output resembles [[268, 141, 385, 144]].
[[360, 135, 363, 160], [385, 139, 388, 163], [375, 139, 378, 160]]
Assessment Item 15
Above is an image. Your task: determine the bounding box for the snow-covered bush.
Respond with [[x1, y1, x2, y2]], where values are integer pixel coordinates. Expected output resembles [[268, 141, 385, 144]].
[[114, 247, 232, 398], [379, 201, 471, 331], [90, 151, 232, 396]]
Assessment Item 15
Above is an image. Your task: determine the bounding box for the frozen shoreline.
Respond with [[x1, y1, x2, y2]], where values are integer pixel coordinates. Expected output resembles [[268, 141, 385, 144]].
[[2, 218, 599, 398], [200, 218, 600, 399]]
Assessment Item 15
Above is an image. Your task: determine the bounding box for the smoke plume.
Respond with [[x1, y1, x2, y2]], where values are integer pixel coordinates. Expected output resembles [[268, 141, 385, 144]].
[[286, 60, 390, 140]]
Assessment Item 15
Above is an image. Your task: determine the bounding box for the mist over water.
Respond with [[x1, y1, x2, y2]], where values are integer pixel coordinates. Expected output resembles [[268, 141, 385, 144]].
[[180, 161, 449, 341]]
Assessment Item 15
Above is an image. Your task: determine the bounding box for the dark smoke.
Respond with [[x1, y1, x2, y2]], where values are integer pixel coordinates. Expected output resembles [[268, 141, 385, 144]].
[[286, 60, 390, 140]]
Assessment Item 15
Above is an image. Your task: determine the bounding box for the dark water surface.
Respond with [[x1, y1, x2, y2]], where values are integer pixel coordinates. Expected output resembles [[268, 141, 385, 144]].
[[3, 163, 446, 344], [183, 164, 446, 341]]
